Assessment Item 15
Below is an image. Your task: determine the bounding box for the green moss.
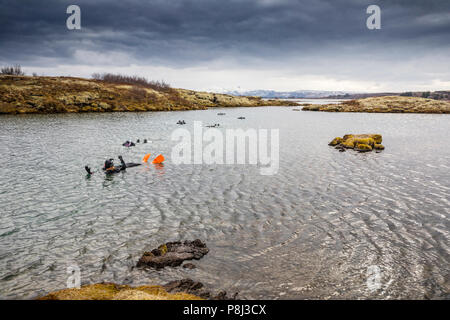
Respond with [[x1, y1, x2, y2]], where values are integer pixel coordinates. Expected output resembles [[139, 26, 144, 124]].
[[355, 143, 373, 152], [158, 244, 168, 255], [371, 134, 383, 144], [341, 139, 355, 148], [328, 137, 343, 146], [353, 137, 375, 147]]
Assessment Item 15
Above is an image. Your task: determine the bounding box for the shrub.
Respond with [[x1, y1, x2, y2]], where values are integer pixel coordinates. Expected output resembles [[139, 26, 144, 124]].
[[1, 64, 25, 75], [92, 73, 171, 92]]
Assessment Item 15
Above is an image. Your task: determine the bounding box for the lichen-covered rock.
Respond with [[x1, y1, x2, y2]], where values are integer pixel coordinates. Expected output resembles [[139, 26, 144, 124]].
[[355, 143, 372, 152], [38, 283, 203, 300], [341, 139, 355, 148], [328, 137, 343, 146], [329, 134, 384, 153], [353, 137, 375, 147], [137, 239, 209, 269]]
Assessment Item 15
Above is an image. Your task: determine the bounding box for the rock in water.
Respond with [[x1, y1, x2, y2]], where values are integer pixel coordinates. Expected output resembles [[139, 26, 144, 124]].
[[38, 283, 203, 300], [163, 278, 238, 300], [137, 239, 209, 269], [328, 134, 384, 153]]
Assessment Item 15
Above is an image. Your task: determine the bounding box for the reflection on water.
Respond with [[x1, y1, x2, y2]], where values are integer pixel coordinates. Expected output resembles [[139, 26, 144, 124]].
[[0, 106, 449, 299]]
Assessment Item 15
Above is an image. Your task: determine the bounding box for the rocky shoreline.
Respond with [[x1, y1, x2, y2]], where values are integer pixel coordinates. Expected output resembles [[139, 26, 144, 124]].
[[0, 75, 297, 114], [38, 278, 237, 300], [38, 239, 237, 300], [301, 96, 450, 114]]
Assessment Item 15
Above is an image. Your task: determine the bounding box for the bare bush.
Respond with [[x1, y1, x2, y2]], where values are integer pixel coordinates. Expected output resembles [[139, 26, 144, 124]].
[[1, 64, 25, 75], [91, 73, 171, 92]]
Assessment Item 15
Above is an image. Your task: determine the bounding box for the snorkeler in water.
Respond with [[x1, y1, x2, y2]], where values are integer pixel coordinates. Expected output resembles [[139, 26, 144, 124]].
[[103, 156, 127, 173]]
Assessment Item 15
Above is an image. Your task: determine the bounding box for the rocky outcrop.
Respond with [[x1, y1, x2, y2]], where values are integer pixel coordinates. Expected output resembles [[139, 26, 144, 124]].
[[302, 96, 450, 114], [38, 278, 237, 300], [38, 282, 203, 300], [137, 239, 209, 269], [0, 75, 297, 114], [163, 278, 238, 300], [329, 134, 384, 153]]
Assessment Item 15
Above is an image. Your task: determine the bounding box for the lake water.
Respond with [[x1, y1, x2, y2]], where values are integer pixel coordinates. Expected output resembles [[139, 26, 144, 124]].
[[0, 105, 449, 299]]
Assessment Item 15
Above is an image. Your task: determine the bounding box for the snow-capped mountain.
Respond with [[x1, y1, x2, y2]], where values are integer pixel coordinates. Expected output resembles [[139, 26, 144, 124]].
[[220, 89, 349, 98]]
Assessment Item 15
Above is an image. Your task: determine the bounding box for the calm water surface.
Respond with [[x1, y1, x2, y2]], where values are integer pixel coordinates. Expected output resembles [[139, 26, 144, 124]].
[[0, 105, 449, 299]]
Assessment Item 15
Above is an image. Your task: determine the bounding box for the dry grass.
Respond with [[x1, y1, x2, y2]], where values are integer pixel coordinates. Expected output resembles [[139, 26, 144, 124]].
[[302, 96, 450, 114], [0, 75, 297, 114]]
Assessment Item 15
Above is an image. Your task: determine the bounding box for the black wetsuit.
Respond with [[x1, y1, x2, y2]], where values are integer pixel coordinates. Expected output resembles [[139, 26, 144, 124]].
[[104, 156, 127, 174]]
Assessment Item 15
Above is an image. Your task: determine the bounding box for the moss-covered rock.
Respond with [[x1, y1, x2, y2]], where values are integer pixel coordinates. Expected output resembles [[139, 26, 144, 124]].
[[38, 283, 203, 300], [341, 139, 355, 149], [328, 137, 343, 146], [329, 134, 384, 153], [355, 143, 373, 152], [137, 239, 209, 269]]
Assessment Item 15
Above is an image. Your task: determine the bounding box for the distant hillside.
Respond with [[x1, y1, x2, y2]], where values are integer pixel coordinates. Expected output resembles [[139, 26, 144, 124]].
[[302, 96, 450, 114], [0, 75, 297, 114]]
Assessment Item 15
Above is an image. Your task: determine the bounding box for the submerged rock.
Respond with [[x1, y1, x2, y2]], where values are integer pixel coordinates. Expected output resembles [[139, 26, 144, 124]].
[[163, 278, 238, 300], [183, 263, 196, 269], [329, 134, 384, 152], [137, 239, 209, 269]]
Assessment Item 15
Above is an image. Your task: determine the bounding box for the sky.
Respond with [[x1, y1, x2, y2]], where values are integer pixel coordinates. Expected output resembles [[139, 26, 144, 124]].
[[0, 0, 449, 92]]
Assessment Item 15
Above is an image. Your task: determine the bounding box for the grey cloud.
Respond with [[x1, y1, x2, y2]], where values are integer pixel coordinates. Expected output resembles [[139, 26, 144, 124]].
[[0, 0, 449, 90]]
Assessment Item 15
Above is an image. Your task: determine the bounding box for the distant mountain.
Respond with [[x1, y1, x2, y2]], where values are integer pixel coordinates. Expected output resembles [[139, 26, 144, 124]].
[[222, 89, 349, 99], [221, 89, 450, 101]]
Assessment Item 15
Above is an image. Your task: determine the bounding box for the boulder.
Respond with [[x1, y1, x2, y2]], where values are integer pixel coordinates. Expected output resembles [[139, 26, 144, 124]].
[[328, 134, 384, 153], [137, 239, 209, 269], [163, 278, 238, 300]]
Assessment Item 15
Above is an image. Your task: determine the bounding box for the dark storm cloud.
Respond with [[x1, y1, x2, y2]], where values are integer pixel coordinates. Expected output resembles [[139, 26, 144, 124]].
[[1, 0, 449, 66], [0, 0, 449, 91]]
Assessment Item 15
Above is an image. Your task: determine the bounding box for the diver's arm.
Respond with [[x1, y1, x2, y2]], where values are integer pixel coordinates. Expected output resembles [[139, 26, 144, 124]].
[[118, 155, 126, 170]]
